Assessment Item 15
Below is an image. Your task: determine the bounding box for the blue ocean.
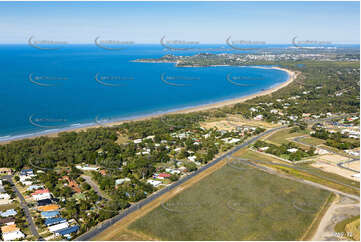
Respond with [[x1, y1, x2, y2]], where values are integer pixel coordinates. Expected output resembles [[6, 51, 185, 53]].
[[0, 44, 289, 141]]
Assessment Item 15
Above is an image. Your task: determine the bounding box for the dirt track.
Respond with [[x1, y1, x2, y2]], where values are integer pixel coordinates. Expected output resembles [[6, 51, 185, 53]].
[[312, 195, 360, 241]]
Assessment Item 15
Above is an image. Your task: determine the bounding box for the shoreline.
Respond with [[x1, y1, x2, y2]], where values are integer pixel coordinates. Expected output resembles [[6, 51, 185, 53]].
[[0, 66, 297, 145]]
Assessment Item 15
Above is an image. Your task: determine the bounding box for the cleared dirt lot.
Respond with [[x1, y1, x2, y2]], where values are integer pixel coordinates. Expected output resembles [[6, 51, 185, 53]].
[[343, 160, 360, 172], [311, 161, 359, 181], [200, 115, 278, 131], [314, 154, 351, 165]]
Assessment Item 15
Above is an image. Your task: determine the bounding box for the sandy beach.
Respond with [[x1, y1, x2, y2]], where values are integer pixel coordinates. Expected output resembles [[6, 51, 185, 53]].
[[0, 67, 298, 145]]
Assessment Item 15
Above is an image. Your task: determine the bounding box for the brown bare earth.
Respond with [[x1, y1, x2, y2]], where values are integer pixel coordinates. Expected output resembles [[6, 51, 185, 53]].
[[311, 161, 359, 181], [315, 154, 351, 164], [344, 160, 360, 172], [200, 115, 278, 131]]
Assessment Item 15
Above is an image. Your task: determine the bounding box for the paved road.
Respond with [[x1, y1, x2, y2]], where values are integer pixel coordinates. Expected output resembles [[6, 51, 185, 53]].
[[338, 159, 360, 173], [292, 136, 360, 173], [81, 175, 107, 200], [75, 126, 286, 241], [2, 175, 41, 240]]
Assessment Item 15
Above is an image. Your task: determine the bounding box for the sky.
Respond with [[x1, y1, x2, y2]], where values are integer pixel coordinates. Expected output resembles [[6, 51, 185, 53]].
[[0, 1, 359, 44]]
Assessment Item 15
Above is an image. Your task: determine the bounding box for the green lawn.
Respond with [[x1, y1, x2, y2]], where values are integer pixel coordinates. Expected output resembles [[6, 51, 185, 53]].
[[299, 136, 325, 146], [265, 128, 307, 145], [128, 161, 331, 240]]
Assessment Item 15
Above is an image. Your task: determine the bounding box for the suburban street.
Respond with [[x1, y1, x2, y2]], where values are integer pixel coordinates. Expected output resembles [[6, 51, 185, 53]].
[[2, 175, 41, 240], [81, 175, 107, 200], [292, 136, 360, 173]]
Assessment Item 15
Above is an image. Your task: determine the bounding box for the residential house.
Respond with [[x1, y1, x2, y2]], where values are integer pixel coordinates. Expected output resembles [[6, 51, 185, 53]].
[[38, 204, 59, 212], [41, 211, 60, 219], [48, 221, 68, 232], [147, 180, 162, 187], [0, 168, 12, 175], [0, 209, 17, 218], [61, 176, 81, 193], [0, 217, 15, 226], [44, 217, 67, 227], [54, 225, 79, 238]]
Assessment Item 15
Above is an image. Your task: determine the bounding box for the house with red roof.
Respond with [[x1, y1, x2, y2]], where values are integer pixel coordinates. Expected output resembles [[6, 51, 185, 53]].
[[31, 189, 49, 196]]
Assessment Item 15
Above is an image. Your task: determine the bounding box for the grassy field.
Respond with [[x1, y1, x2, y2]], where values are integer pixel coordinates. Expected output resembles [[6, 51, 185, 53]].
[[263, 128, 307, 145], [127, 160, 331, 241], [237, 149, 359, 195], [299, 136, 325, 146]]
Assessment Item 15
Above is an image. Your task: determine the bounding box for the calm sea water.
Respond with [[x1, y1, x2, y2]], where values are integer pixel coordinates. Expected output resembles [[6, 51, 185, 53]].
[[0, 44, 289, 141]]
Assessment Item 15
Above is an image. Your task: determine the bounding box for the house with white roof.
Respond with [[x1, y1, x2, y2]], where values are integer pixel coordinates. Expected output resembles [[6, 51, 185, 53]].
[[133, 139, 142, 144], [48, 221, 69, 232], [2, 230, 25, 241], [287, 148, 298, 153], [115, 178, 131, 186], [33, 193, 52, 201], [188, 156, 197, 162], [147, 180, 162, 187]]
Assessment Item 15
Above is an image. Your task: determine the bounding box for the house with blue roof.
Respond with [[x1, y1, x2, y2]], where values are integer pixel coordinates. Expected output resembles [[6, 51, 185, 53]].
[[0, 209, 17, 217], [41, 211, 59, 219], [20, 169, 33, 176], [44, 217, 66, 227], [55, 225, 79, 237], [27, 185, 43, 191]]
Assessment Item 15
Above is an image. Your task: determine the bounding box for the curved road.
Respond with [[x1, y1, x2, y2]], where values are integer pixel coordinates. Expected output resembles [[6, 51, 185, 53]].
[[292, 136, 360, 173], [75, 126, 286, 241], [231, 158, 359, 201]]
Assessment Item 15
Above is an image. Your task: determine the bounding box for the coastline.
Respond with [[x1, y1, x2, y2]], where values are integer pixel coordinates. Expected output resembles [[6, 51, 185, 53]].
[[0, 67, 298, 145]]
